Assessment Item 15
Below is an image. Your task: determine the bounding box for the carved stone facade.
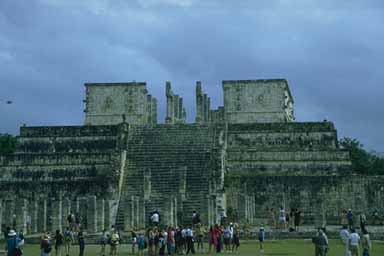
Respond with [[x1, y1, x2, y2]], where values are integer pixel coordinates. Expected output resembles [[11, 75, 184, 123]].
[[0, 79, 382, 233], [84, 82, 157, 126]]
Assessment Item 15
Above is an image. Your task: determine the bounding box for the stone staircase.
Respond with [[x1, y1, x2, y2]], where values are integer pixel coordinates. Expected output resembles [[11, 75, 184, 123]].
[[115, 124, 224, 229]]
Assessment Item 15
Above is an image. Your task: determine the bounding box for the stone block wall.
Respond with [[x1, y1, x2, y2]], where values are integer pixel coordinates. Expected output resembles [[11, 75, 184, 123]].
[[223, 79, 294, 123], [84, 82, 153, 125], [226, 175, 384, 226], [0, 125, 121, 233]]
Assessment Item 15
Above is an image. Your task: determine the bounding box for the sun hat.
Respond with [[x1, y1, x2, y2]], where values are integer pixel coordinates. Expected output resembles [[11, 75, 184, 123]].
[[8, 230, 17, 236]]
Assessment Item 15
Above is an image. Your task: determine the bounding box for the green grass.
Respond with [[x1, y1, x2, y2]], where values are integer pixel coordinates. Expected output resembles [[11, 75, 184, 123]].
[[2, 240, 383, 256]]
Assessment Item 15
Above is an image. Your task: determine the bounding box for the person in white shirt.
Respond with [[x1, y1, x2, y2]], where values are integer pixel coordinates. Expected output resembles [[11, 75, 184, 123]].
[[362, 228, 372, 256], [339, 225, 351, 256], [151, 212, 160, 226], [279, 206, 286, 229], [185, 227, 195, 254], [349, 229, 360, 256]]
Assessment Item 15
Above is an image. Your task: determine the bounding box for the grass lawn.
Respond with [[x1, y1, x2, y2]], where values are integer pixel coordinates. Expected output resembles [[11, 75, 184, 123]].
[[2, 239, 383, 256]]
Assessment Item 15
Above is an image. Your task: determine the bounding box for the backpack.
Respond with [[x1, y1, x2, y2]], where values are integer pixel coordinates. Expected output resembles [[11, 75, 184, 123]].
[[224, 230, 231, 239], [64, 231, 72, 242], [44, 241, 52, 253]]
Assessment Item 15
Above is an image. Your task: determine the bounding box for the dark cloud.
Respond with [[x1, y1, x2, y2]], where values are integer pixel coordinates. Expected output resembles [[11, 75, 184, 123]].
[[0, 0, 383, 151]]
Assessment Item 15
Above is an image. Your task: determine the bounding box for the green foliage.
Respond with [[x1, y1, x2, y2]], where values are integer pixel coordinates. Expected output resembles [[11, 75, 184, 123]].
[[0, 133, 17, 155], [339, 137, 384, 175]]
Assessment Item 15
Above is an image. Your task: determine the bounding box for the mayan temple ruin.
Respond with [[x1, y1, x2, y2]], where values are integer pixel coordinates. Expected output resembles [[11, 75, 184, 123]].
[[1, 79, 383, 234]]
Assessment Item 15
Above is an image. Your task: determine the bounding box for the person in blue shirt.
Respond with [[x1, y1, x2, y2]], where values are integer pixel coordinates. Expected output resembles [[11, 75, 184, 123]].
[[258, 227, 265, 253], [6, 230, 21, 256], [347, 209, 354, 230]]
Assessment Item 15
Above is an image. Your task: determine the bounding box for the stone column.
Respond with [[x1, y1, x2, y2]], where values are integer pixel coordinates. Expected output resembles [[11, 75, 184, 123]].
[[32, 199, 38, 233], [178, 98, 183, 120], [203, 94, 208, 122], [147, 95, 153, 125], [38, 198, 47, 232], [21, 199, 28, 233], [174, 95, 180, 123], [170, 199, 174, 227], [195, 81, 203, 123], [165, 81, 174, 124], [62, 198, 71, 229], [0, 199, 2, 230], [97, 199, 105, 232], [51, 198, 63, 232], [104, 200, 111, 230], [207, 97, 211, 122], [135, 197, 140, 228], [87, 195, 97, 233], [151, 98, 158, 125]]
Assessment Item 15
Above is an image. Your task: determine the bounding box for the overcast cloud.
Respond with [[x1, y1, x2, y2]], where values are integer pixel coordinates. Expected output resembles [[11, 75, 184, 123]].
[[0, 0, 383, 152]]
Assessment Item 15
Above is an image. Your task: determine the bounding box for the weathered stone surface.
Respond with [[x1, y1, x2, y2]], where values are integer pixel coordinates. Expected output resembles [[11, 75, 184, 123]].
[[84, 82, 156, 126], [223, 79, 294, 123]]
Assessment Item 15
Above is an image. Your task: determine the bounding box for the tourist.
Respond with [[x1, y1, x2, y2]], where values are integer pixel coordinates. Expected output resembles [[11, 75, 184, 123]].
[[174, 226, 182, 254], [258, 227, 265, 253], [231, 223, 240, 254], [18, 229, 25, 253], [214, 224, 223, 253], [185, 226, 195, 254], [318, 229, 329, 256], [154, 227, 160, 256], [67, 213, 75, 231], [359, 212, 367, 231], [40, 233, 52, 256], [195, 223, 205, 253], [341, 210, 348, 227], [131, 229, 137, 255], [294, 208, 302, 231], [6, 229, 21, 256], [268, 208, 276, 229], [361, 228, 371, 256], [75, 213, 81, 232], [151, 211, 160, 227], [339, 225, 350, 256], [78, 231, 85, 256], [181, 226, 187, 254], [347, 209, 354, 230], [312, 228, 328, 256], [64, 226, 74, 256], [158, 229, 166, 256], [278, 206, 286, 229], [371, 209, 380, 225], [148, 227, 156, 256], [208, 226, 215, 254], [288, 209, 295, 231], [137, 232, 146, 256], [166, 227, 175, 256], [192, 210, 201, 225], [99, 229, 109, 256], [26, 215, 31, 234], [54, 229, 63, 256], [110, 229, 120, 256], [349, 228, 360, 256], [223, 225, 231, 253]]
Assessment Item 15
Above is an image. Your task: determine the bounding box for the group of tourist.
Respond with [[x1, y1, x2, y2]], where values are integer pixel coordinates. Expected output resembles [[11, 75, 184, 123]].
[[125, 223, 241, 256], [269, 206, 302, 231], [2, 206, 382, 256], [339, 225, 372, 256], [311, 224, 372, 256]]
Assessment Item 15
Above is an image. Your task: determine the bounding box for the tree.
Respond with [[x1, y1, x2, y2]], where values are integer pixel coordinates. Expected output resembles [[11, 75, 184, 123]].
[[0, 133, 17, 155], [339, 137, 384, 175]]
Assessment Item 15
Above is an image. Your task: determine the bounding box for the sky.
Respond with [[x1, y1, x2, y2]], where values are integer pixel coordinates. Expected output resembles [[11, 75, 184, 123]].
[[0, 0, 383, 152]]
